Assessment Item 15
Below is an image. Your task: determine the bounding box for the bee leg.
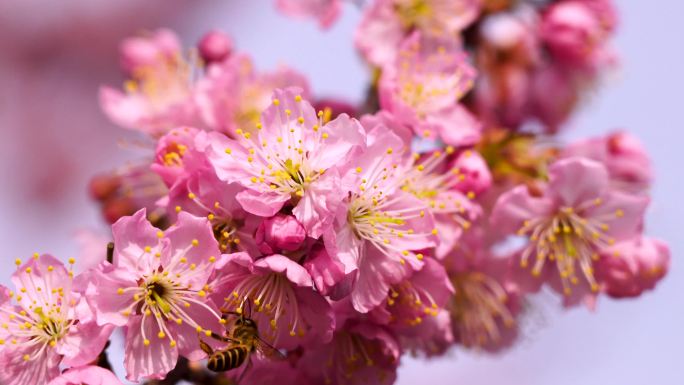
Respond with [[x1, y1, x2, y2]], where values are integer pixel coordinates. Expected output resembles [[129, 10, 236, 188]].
[[209, 331, 239, 344], [198, 338, 214, 355]]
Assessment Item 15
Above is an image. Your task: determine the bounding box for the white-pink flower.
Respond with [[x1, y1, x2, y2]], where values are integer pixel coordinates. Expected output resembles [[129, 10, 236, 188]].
[[0, 255, 113, 385], [83, 209, 225, 381], [204, 87, 365, 238], [379, 32, 481, 147], [356, 0, 482, 67]]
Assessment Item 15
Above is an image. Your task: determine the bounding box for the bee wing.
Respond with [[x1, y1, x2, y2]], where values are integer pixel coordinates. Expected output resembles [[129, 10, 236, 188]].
[[254, 337, 286, 359]]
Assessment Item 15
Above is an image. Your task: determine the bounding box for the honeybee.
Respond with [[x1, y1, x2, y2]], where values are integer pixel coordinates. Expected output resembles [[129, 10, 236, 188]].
[[199, 304, 282, 378]]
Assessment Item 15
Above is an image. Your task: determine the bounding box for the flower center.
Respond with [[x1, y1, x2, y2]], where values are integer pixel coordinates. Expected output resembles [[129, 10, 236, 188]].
[[517, 202, 620, 295], [394, 0, 433, 29], [449, 272, 514, 348]]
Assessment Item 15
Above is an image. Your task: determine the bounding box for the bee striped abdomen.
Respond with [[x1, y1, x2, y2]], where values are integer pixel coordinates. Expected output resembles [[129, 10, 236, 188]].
[[207, 346, 249, 372]]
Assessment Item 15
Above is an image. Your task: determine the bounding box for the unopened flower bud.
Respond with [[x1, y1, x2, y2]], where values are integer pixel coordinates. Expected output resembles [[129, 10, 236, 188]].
[[255, 214, 306, 254]]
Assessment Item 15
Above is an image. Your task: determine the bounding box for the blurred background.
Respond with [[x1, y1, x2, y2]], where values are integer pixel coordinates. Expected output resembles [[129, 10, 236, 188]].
[[0, 0, 681, 384]]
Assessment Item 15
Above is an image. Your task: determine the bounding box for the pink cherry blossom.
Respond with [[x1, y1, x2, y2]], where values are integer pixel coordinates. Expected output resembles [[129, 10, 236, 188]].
[[204, 87, 365, 238], [255, 214, 307, 254], [196, 55, 310, 135], [47, 366, 123, 385], [209, 252, 334, 349], [562, 131, 653, 194], [325, 125, 438, 312], [83, 209, 225, 381], [379, 32, 481, 147], [399, 147, 482, 258], [443, 228, 521, 351], [356, 0, 482, 67], [370, 258, 454, 352], [152, 126, 208, 188], [0, 255, 113, 385], [300, 320, 400, 385], [596, 237, 670, 298], [198, 30, 233, 65], [100, 30, 202, 136], [276, 0, 342, 29], [491, 157, 649, 306]]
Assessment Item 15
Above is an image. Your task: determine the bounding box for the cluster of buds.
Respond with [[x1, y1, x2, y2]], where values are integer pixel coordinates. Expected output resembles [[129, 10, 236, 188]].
[[0, 1, 669, 384]]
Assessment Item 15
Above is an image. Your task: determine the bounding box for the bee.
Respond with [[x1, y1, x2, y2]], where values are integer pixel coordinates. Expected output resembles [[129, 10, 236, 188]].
[[199, 303, 282, 377]]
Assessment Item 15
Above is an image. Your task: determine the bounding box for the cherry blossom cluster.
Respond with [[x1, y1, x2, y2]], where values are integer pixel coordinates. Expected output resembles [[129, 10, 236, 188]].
[[0, 1, 669, 384]]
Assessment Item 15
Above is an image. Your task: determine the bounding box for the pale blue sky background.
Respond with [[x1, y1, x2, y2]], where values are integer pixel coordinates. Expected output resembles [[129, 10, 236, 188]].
[[0, 1, 682, 384]]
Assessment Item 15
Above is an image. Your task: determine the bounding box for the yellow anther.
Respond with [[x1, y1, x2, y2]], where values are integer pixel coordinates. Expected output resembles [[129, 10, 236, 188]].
[[416, 253, 424, 260], [198, 290, 206, 297], [23, 354, 30, 361], [209, 256, 216, 263], [117, 288, 124, 295], [192, 239, 199, 246], [14, 259, 21, 266], [387, 148, 393, 154], [144, 246, 151, 253], [175, 206, 182, 213], [25, 267, 32, 274], [68, 258, 76, 265], [356, 167, 362, 173], [170, 340, 177, 347], [143, 339, 151, 346], [273, 99, 280, 106], [225, 148, 232, 155], [188, 192, 196, 199], [158, 331, 166, 339]]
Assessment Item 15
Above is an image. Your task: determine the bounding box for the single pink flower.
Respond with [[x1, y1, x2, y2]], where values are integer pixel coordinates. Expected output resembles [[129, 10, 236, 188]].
[[561, 131, 653, 194], [100, 30, 201, 136], [204, 87, 365, 238], [379, 32, 481, 147], [196, 55, 310, 135], [369, 258, 454, 352], [47, 366, 123, 385], [595, 237, 670, 298], [83, 209, 225, 381], [356, 0, 481, 67], [152, 126, 208, 188], [276, 0, 342, 29], [255, 214, 307, 254], [325, 125, 438, 312], [299, 320, 400, 385], [399, 147, 482, 258], [0, 255, 113, 385], [491, 157, 649, 306], [198, 30, 233, 65], [443, 229, 522, 352], [209, 252, 334, 349]]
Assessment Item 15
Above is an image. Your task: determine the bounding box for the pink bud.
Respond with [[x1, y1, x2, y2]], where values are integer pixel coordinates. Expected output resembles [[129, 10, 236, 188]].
[[119, 29, 181, 75], [596, 237, 670, 298], [450, 150, 492, 196], [255, 214, 306, 254], [198, 30, 233, 65]]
